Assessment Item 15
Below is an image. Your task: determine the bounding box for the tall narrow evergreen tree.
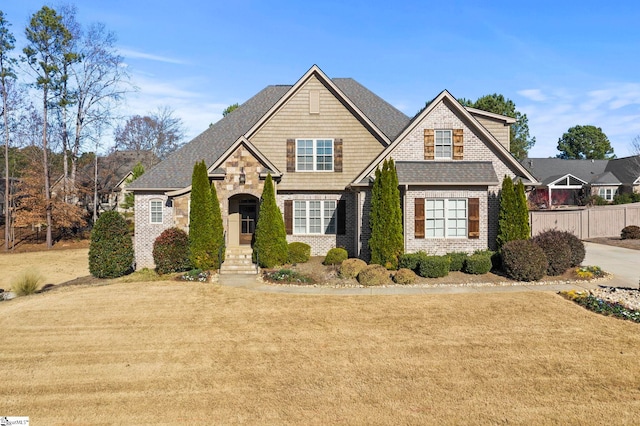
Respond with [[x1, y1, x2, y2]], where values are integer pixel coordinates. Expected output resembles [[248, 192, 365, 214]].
[[369, 159, 403, 268], [514, 180, 530, 240], [210, 180, 225, 263], [497, 175, 518, 250], [253, 173, 288, 268], [188, 160, 217, 269]]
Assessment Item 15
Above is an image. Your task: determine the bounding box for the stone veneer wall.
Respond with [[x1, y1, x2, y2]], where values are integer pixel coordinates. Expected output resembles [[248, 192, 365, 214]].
[[134, 193, 173, 268], [277, 192, 357, 257]]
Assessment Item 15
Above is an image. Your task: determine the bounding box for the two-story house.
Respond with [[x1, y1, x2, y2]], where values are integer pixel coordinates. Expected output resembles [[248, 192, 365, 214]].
[[128, 65, 538, 269]]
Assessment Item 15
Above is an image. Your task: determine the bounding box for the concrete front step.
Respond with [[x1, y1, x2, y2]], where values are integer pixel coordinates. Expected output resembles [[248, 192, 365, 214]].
[[221, 246, 258, 275]]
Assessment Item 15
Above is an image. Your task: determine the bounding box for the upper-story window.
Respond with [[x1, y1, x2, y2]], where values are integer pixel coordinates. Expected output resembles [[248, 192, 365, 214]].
[[150, 200, 163, 224], [435, 130, 452, 159], [296, 139, 333, 171]]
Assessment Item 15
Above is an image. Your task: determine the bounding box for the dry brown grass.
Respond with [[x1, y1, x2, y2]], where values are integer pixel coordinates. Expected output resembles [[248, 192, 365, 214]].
[[1, 280, 640, 425]]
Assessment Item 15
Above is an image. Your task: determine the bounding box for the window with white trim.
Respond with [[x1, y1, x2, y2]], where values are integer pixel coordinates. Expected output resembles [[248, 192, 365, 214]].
[[426, 198, 467, 237], [435, 130, 452, 159], [296, 139, 333, 171], [150, 200, 163, 224], [293, 200, 336, 234], [598, 188, 615, 201]]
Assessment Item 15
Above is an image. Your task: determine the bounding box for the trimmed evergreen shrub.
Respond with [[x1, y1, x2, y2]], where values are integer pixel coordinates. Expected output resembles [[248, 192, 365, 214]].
[[417, 255, 450, 278], [253, 174, 288, 268], [369, 159, 404, 269], [153, 227, 191, 275], [532, 230, 572, 276], [339, 258, 367, 279], [514, 180, 531, 238], [501, 239, 548, 282], [288, 242, 311, 263], [189, 161, 218, 270], [463, 253, 492, 275], [447, 252, 468, 272], [210, 181, 225, 264], [357, 264, 392, 286], [557, 231, 586, 267], [398, 251, 428, 271], [89, 211, 134, 278], [497, 176, 530, 250], [324, 247, 348, 265], [621, 225, 640, 240], [393, 268, 417, 285]]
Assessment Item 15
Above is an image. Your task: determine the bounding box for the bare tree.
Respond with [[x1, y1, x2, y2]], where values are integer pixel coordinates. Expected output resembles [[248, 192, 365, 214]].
[[114, 106, 185, 159]]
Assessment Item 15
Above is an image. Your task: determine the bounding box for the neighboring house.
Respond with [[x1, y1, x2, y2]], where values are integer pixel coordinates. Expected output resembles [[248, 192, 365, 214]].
[[128, 65, 538, 269], [521, 156, 640, 207]]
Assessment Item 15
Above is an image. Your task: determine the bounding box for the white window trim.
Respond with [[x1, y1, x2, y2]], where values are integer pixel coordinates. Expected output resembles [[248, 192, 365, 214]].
[[293, 200, 337, 235], [150, 199, 163, 224], [598, 188, 615, 201], [425, 198, 467, 239], [295, 138, 334, 172], [435, 130, 453, 160]]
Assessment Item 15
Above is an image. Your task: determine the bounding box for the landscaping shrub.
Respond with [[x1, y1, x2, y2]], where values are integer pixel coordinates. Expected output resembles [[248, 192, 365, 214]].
[[532, 230, 572, 276], [463, 253, 492, 275], [265, 269, 312, 284], [556, 231, 586, 267], [89, 211, 134, 278], [417, 255, 450, 278], [253, 174, 288, 268], [339, 258, 367, 279], [153, 227, 191, 274], [446, 252, 468, 272], [287, 242, 311, 264], [393, 268, 417, 285], [11, 271, 43, 296], [189, 160, 221, 270], [621, 225, 640, 240], [398, 251, 428, 271], [613, 192, 640, 205], [501, 239, 548, 282], [324, 247, 348, 265], [357, 264, 392, 286]]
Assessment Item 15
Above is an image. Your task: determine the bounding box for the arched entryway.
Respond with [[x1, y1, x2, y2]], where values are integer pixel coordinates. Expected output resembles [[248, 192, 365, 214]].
[[228, 194, 259, 247]]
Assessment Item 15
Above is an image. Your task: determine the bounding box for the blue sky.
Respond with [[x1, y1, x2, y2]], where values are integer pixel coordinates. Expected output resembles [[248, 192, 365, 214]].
[[4, 0, 640, 158]]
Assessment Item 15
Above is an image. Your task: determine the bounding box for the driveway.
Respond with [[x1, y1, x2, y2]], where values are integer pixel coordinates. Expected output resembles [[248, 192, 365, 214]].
[[583, 242, 639, 289]]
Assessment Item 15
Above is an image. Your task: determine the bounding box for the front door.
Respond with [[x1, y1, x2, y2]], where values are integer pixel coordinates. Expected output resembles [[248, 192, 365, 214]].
[[239, 202, 256, 245]]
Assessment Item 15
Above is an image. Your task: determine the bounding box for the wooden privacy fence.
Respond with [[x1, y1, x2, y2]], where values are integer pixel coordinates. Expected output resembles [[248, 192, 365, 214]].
[[529, 202, 640, 239]]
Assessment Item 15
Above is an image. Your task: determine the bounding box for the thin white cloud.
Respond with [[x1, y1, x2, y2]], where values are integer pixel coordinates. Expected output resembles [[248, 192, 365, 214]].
[[118, 47, 188, 65], [517, 89, 547, 102]]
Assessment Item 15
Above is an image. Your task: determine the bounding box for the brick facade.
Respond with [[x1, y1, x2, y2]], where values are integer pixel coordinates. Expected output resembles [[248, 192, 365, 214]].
[[134, 193, 173, 268]]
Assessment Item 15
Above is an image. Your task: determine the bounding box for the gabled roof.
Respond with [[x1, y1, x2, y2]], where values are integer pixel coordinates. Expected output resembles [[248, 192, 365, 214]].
[[521, 157, 640, 186], [605, 156, 640, 184], [395, 161, 499, 186], [129, 65, 410, 191], [353, 90, 538, 185]]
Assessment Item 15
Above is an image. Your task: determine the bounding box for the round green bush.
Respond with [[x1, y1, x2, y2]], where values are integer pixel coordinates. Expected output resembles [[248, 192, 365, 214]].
[[153, 227, 191, 275], [621, 225, 640, 240], [556, 231, 585, 267], [501, 239, 548, 282], [393, 268, 417, 284], [323, 247, 348, 265], [357, 264, 392, 286], [532, 230, 572, 276], [89, 211, 134, 278], [463, 254, 492, 275], [399, 252, 426, 271], [288, 242, 311, 263], [339, 258, 367, 279], [418, 255, 450, 278], [447, 252, 468, 272]]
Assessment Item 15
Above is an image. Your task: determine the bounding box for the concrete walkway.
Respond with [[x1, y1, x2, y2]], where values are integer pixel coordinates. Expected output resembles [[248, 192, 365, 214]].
[[218, 242, 637, 295]]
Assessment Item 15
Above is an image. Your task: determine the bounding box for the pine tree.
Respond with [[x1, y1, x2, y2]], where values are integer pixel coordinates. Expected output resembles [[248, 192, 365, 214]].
[[497, 175, 518, 250], [253, 173, 288, 268], [188, 160, 217, 269], [369, 159, 403, 268], [211, 180, 225, 263], [514, 180, 530, 240]]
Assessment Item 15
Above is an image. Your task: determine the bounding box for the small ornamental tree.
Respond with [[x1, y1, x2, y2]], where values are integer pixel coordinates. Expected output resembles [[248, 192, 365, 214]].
[[89, 211, 134, 278], [369, 159, 404, 269], [253, 173, 288, 268], [188, 160, 217, 270], [497, 176, 529, 250]]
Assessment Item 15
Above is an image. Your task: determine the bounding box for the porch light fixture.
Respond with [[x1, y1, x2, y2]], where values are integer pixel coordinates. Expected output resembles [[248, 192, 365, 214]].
[[239, 168, 246, 185]]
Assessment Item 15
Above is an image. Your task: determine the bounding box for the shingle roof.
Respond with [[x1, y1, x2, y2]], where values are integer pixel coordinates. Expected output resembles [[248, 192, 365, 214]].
[[395, 161, 499, 185], [521, 156, 640, 186], [129, 77, 410, 191], [605, 156, 640, 184]]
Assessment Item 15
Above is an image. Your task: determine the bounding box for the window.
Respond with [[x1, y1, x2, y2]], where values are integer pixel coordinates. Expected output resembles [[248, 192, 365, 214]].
[[293, 200, 337, 234], [296, 139, 333, 171], [150, 200, 163, 224], [425, 199, 467, 238], [435, 130, 452, 159], [598, 188, 615, 201]]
